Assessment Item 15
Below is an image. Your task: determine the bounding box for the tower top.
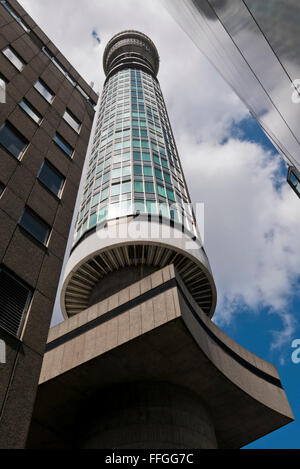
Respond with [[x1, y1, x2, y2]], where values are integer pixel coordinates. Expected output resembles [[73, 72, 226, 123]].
[[103, 30, 160, 78]]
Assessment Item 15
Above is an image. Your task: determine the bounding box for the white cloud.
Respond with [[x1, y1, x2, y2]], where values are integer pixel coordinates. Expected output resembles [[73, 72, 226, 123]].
[[18, 0, 300, 351], [270, 312, 297, 351], [180, 134, 300, 346]]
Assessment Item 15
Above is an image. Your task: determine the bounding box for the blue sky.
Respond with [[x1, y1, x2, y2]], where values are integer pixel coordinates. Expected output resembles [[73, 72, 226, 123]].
[[18, 0, 300, 449], [227, 285, 300, 448], [225, 119, 300, 448], [217, 118, 300, 448]]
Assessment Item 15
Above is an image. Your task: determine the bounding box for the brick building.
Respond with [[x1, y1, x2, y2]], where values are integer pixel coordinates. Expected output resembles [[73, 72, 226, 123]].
[[0, 0, 97, 448]]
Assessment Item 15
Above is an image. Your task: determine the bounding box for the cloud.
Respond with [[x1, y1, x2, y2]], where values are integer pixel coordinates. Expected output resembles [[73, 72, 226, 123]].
[[179, 134, 300, 346], [18, 0, 300, 352]]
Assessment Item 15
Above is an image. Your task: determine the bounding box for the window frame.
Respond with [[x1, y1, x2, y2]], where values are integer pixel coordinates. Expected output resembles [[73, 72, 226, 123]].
[[0, 121, 28, 160], [19, 98, 43, 125], [53, 132, 74, 158], [287, 166, 300, 199], [34, 78, 55, 103], [2, 45, 25, 71], [38, 159, 65, 198], [63, 108, 81, 134], [19, 207, 51, 246]]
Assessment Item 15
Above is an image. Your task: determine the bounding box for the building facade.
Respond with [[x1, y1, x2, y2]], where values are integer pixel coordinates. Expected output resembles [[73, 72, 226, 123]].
[[0, 0, 97, 448], [27, 31, 293, 449], [164, 0, 300, 198]]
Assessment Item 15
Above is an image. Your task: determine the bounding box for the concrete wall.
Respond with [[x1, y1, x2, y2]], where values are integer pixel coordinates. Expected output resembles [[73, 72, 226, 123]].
[[78, 382, 217, 449], [41, 265, 180, 382], [28, 265, 293, 448], [88, 265, 158, 307]]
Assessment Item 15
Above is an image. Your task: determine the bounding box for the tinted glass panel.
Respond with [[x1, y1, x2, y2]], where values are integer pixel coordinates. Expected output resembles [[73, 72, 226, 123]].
[[89, 212, 97, 228], [2, 46, 24, 71], [289, 170, 300, 188], [0, 123, 27, 159], [122, 181, 131, 193], [167, 188, 175, 201], [111, 184, 121, 196], [134, 181, 144, 192], [287, 167, 300, 197], [145, 182, 155, 193], [144, 166, 153, 176], [134, 165, 142, 175], [157, 184, 166, 197], [53, 133, 73, 157], [99, 207, 107, 221], [34, 79, 54, 103], [19, 99, 42, 124], [122, 166, 131, 177], [164, 172, 171, 184], [146, 200, 157, 214], [19, 208, 50, 245], [38, 161, 65, 197]]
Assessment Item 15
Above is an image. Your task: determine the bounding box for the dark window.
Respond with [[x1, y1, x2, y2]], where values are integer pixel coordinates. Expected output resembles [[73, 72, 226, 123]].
[[287, 166, 300, 198], [0, 74, 6, 104], [19, 208, 50, 245], [0, 72, 8, 83], [34, 79, 54, 103], [0, 122, 28, 159], [53, 133, 73, 157], [38, 160, 65, 197], [0, 267, 32, 337], [19, 99, 42, 124]]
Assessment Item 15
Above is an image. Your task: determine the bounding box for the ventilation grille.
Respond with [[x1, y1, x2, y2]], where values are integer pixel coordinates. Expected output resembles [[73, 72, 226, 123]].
[[0, 268, 32, 337], [64, 243, 214, 318]]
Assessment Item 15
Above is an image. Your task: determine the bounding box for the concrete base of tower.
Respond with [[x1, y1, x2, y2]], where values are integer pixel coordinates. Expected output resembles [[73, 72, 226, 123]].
[[77, 382, 217, 449], [27, 264, 293, 449], [87, 265, 158, 307]]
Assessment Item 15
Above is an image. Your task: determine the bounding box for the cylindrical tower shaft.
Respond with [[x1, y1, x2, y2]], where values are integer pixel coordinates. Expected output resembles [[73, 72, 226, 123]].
[[61, 31, 216, 319]]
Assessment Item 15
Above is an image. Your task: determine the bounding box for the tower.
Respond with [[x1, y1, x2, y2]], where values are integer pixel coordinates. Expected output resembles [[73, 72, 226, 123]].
[[27, 31, 293, 450], [61, 30, 216, 320]]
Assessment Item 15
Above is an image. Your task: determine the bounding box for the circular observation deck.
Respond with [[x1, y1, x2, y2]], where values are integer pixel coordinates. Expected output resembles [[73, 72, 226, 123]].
[[103, 30, 160, 78], [61, 217, 217, 320]]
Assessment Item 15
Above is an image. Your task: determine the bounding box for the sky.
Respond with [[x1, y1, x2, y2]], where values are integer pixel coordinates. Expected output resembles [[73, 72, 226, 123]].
[[18, 0, 300, 449]]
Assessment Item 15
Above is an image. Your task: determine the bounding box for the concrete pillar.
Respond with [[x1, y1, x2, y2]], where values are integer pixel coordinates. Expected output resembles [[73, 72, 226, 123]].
[[77, 382, 218, 449], [88, 265, 158, 307]]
